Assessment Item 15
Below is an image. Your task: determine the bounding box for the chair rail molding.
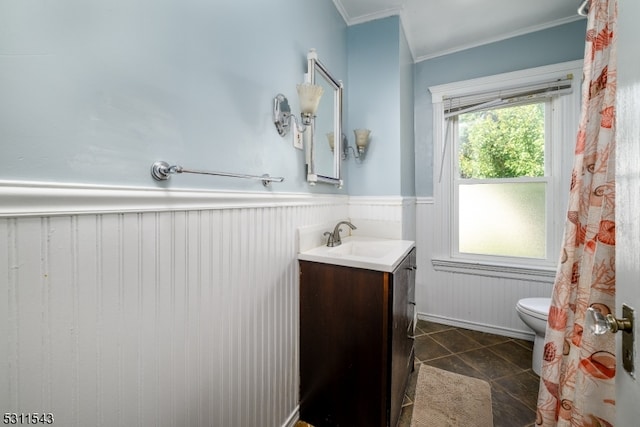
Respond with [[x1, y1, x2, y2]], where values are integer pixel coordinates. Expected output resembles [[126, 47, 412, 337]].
[[0, 180, 348, 217]]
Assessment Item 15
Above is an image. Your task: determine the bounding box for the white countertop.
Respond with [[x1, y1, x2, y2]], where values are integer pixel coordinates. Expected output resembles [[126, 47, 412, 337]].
[[298, 236, 415, 272]]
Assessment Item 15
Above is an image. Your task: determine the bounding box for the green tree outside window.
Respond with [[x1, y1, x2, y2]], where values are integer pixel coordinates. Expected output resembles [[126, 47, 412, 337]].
[[458, 103, 545, 179]]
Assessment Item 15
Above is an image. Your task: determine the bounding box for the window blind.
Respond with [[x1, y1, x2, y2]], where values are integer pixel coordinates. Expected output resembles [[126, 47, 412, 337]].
[[443, 75, 574, 119]]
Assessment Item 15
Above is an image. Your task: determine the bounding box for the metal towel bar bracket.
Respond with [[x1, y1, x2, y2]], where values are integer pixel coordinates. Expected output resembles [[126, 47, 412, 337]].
[[150, 161, 285, 187]]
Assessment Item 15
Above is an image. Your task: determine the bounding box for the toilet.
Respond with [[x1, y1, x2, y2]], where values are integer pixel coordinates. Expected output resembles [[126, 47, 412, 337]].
[[515, 297, 551, 376]]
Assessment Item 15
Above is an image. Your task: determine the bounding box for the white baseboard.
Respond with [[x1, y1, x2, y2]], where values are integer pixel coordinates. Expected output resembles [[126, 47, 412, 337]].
[[417, 312, 535, 342]]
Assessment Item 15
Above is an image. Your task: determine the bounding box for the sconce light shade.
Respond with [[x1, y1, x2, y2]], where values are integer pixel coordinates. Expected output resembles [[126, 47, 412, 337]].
[[297, 83, 324, 124], [273, 83, 323, 138], [327, 132, 335, 151], [353, 129, 371, 153]]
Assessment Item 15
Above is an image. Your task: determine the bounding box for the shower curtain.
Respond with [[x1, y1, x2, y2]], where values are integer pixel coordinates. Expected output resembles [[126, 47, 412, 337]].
[[536, 0, 618, 425]]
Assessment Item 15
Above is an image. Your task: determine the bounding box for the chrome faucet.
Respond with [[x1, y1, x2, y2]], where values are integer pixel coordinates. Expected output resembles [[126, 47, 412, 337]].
[[324, 221, 357, 247]]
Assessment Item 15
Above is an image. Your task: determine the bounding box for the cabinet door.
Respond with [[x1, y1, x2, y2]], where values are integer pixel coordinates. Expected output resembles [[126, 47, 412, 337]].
[[407, 248, 417, 337], [299, 261, 389, 427], [389, 250, 414, 427]]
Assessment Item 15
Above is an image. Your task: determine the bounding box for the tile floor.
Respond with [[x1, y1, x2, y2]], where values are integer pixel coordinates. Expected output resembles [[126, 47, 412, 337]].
[[398, 320, 540, 427]]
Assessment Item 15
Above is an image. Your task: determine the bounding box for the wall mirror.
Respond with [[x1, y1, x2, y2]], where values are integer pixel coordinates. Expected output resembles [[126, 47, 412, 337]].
[[306, 50, 343, 187]]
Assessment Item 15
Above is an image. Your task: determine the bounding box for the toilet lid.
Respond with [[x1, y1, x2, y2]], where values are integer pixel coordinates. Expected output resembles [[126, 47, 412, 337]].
[[517, 298, 551, 320]]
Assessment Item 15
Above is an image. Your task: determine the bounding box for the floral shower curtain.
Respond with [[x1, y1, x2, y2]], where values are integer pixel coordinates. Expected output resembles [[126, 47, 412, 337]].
[[536, 0, 618, 425]]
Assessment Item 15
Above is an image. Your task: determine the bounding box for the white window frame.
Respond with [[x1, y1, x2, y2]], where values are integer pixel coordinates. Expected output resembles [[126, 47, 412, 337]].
[[429, 60, 583, 282]]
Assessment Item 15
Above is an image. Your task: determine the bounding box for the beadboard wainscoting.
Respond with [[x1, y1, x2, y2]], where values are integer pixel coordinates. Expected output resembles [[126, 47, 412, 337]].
[[415, 197, 554, 340], [348, 196, 416, 241], [0, 181, 349, 427]]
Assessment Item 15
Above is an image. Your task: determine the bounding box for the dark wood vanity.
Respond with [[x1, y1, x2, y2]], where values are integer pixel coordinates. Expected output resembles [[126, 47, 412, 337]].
[[299, 247, 416, 427]]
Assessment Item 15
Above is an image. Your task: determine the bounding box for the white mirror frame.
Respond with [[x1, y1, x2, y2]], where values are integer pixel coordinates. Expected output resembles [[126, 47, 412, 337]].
[[306, 49, 343, 188]]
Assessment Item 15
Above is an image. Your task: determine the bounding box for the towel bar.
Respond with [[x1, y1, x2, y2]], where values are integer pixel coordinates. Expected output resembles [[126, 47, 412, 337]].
[[150, 161, 284, 187]]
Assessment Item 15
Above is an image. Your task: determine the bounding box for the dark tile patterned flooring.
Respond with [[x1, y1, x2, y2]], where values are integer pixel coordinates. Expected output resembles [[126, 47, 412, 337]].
[[398, 320, 540, 427]]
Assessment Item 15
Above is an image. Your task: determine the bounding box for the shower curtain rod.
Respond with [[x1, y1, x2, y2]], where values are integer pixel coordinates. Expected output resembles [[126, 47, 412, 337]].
[[578, 0, 589, 16]]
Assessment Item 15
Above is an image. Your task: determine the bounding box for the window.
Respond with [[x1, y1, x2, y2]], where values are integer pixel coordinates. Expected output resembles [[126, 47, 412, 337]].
[[429, 61, 582, 281], [456, 102, 548, 259]]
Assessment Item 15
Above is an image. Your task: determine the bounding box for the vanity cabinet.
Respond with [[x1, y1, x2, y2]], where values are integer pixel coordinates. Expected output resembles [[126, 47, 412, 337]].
[[299, 247, 416, 427]]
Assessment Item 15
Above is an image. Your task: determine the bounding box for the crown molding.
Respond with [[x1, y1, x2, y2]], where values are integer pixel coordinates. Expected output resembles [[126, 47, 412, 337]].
[[332, 0, 403, 26]]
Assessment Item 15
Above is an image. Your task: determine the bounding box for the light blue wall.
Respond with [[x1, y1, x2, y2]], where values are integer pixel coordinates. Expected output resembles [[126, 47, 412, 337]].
[[399, 24, 416, 197], [346, 17, 402, 196], [414, 19, 588, 197], [0, 0, 347, 193], [2, 3, 588, 197]]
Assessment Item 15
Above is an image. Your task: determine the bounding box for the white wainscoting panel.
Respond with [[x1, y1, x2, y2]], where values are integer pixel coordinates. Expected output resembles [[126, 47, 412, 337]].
[[348, 196, 404, 220], [402, 197, 416, 241], [415, 198, 553, 339], [1, 185, 348, 427], [348, 196, 416, 241], [3, 184, 557, 426]]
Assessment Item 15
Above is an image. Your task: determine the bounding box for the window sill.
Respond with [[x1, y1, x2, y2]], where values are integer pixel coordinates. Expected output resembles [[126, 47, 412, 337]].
[[431, 257, 557, 283]]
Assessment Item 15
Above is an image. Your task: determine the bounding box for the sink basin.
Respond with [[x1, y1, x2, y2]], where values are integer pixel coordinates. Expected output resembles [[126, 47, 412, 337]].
[[298, 236, 414, 272], [327, 241, 397, 259]]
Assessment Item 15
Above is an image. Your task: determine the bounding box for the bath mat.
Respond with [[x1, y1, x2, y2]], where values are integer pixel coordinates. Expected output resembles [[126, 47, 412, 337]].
[[410, 365, 493, 427]]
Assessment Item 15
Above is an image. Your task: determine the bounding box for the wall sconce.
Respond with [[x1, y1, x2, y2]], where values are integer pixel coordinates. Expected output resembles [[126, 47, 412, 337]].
[[297, 83, 324, 126], [327, 132, 336, 151], [327, 132, 347, 159], [327, 129, 371, 161], [273, 83, 324, 137], [353, 129, 371, 157]]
